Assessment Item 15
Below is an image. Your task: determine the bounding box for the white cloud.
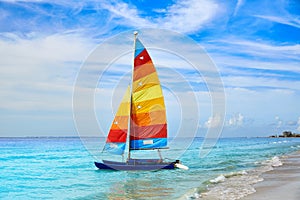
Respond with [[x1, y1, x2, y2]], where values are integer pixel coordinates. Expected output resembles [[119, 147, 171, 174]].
[[158, 0, 220, 33], [205, 114, 222, 128], [228, 113, 244, 126], [102, 1, 152, 28], [0, 33, 94, 111], [100, 0, 220, 33], [275, 116, 283, 129], [205, 39, 300, 63], [222, 76, 300, 92], [297, 117, 300, 132]]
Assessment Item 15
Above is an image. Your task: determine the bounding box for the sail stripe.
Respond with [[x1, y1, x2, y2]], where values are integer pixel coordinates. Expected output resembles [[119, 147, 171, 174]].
[[134, 39, 144, 57], [131, 97, 165, 114], [132, 85, 163, 102], [134, 49, 151, 68], [110, 116, 129, 129], [132, 72, 159, 93], [104, 143, 126, 155], [107, 129, 127, 143], [133, 62, 156, 81], [131, 110, 166, 126], [130, 123, 167, 140], [130, 138, 167, 150]]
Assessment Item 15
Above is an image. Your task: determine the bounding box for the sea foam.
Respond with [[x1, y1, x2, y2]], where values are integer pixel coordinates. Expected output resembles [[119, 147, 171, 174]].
[[199, 156, 285, 200]]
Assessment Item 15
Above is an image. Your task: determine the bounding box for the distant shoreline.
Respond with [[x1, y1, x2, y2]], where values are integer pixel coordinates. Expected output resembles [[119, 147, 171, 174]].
[[269, 131, 300, 138]]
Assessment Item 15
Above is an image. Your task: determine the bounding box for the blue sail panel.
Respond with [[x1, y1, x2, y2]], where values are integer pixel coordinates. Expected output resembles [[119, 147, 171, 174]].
[[130, 138, 167, 150], [134, 39, 145, 57], [104, 143, 126, 155]]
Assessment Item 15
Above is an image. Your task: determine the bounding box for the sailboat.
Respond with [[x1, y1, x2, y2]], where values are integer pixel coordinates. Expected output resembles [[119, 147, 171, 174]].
[[94, 32, 188, 170]]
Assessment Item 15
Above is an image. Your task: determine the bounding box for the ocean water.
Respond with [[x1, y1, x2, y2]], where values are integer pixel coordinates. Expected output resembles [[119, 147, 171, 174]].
[[1, 137, 300, 199]]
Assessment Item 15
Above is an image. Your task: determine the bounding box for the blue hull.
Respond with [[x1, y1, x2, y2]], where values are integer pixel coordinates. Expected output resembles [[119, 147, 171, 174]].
[[94, 159, 176, 170]]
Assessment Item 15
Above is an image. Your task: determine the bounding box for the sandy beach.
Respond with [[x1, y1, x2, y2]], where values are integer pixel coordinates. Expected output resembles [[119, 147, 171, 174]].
[[196, 150, 300, 200], [242, 151, 300, 200]]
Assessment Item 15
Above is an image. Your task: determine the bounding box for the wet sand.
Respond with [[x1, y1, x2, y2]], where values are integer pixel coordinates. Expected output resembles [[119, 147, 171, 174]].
[[194, 151, 300, 200], [242, 151, 300, 200]]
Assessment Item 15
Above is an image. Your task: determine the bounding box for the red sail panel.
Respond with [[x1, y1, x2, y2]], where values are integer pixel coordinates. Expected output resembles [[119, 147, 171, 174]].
[[134, 49, 151, 68], [130, 124, 167, 140]]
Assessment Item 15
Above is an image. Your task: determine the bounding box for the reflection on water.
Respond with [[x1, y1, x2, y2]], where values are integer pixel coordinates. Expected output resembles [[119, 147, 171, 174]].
[[106, 173, 173, 200]]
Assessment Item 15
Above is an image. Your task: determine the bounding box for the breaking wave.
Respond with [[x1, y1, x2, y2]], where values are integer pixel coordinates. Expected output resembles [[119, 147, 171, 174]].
[[185, 156, 284, 200]]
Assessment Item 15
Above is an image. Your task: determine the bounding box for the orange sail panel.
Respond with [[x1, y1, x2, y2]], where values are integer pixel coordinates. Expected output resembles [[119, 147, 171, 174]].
[[130, 38, 168, 150], [104, 86, 130, 155]]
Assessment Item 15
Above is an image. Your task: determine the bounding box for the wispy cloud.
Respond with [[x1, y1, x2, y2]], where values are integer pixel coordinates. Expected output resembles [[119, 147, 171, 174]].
[[233, 0, 244, 16], [157, 0, 220, 33], [0, 0, 299, 136], [254, 14, 300, 29], [0, 32, 93, 111], [205, 39, 300, 62], [202, 37, 300, 97], [101, 0, 221, 33], [101, 1, 153, 28]]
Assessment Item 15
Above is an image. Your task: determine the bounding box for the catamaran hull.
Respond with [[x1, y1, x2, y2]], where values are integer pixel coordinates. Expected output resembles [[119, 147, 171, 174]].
[[94, 160, 176, 170]]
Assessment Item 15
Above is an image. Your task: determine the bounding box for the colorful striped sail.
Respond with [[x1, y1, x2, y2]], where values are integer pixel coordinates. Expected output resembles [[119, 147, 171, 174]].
[[129, 38, 168, 150], [104, 86, 130, 155]]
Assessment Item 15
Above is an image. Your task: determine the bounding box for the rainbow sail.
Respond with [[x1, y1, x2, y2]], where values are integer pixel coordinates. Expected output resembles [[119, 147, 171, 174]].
[[103, 36, 168, 154], [130, 38, 168, 150], [104, 86, 130, 155]]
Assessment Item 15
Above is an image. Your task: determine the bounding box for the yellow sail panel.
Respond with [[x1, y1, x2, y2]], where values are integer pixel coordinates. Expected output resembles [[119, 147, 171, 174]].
[[114, 85, 130, 116], [132, 84, 163, 103], [116, 102, 130, 116], [131, 97, 165, 114], [132, 72, 160, 93]]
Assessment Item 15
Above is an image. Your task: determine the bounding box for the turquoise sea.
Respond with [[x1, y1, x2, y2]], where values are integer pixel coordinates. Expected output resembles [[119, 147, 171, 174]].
[[1, 137, 300, 199]]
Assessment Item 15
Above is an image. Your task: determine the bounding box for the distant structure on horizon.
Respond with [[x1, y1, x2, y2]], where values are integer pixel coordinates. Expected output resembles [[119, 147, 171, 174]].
[[269, 131, 300, 138]]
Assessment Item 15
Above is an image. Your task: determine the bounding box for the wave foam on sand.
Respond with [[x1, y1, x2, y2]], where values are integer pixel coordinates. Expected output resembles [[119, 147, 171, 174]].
[[183, 153, 299, 200]]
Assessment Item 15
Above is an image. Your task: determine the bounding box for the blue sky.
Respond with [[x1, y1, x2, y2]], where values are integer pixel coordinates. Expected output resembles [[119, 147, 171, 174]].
[[0, 0, 299, 137]]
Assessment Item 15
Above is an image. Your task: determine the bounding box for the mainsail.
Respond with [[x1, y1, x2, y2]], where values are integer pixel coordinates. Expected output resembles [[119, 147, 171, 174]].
[[104, 86, 130, 155], [130, 38, 168, 150], [103, 36, 168, 155]]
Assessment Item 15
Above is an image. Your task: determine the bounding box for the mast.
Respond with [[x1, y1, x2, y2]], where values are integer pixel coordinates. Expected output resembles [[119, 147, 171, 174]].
[[127, 31, 138, 161]]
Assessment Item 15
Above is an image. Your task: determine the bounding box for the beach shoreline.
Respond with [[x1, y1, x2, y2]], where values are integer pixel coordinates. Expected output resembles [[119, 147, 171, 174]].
[[242, 150, 300, 200], [182, 150, 300, 200]]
